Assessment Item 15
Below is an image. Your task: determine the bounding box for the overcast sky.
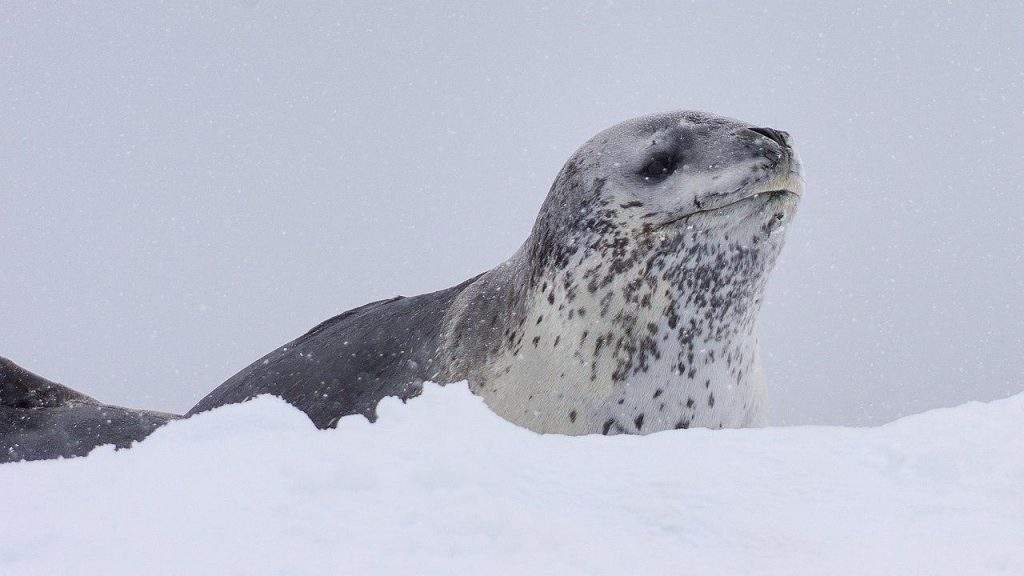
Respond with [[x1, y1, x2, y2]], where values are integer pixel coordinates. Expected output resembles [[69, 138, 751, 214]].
[[2, 2, 1022, 425]]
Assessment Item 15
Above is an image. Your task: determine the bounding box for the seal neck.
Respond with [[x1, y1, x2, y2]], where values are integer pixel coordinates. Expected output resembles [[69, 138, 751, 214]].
[[446, 219, 772, 378]]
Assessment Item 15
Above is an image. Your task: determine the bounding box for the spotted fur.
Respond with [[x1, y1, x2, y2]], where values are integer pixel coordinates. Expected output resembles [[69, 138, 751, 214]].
[[440, 111, 802, 434]]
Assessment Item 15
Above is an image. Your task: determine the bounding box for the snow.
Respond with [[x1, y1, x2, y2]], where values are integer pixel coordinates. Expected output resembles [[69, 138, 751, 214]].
[[2, 383, 1022, 576]]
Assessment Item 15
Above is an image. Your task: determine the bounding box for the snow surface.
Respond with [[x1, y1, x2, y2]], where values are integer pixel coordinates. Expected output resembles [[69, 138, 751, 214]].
[[1, 383, 1022, 576]]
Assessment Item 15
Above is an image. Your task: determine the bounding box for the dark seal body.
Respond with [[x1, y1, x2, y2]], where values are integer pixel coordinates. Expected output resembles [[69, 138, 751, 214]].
[[1, 111, 802, 462]]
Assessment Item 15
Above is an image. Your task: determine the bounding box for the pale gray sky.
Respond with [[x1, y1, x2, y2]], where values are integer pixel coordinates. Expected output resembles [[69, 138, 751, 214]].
[[2, 2, 1022, 425]]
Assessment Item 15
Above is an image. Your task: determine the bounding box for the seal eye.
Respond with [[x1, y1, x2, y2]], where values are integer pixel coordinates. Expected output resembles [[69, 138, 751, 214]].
[[638, 154, 677, 183]]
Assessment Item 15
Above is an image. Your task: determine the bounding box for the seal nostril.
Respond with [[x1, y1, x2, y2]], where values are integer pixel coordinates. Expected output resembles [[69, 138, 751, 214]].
[[749, 127, 789, 148]]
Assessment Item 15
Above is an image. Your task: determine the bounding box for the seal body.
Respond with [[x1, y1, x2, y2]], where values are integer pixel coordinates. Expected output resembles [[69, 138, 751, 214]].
[[1, 110, 802, 462], [187, 277, 481, 428]]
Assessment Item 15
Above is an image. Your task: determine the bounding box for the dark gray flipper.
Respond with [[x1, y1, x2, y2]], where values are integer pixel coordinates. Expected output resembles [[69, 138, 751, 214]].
[[188, 276, 478, 428], [0, 357, 178, 463]]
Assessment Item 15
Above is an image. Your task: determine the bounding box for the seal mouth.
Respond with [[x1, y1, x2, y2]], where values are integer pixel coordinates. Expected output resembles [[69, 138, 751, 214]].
[[650, 168, 804, 230], [654, 189, 799, 230]]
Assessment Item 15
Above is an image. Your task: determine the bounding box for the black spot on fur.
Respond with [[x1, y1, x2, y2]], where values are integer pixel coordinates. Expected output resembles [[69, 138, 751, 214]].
[[602, 419, 615, 435]]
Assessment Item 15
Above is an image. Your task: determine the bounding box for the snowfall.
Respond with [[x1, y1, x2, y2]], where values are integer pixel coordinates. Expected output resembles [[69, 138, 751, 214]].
[[1, 383, 1021, 576]]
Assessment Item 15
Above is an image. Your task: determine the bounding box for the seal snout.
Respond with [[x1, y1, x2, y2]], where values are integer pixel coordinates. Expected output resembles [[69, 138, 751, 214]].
[[748, 126, 791, 149]]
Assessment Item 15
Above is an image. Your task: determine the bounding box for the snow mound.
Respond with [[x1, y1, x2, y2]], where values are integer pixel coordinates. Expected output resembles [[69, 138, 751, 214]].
[[2, 383, 1022, 575]]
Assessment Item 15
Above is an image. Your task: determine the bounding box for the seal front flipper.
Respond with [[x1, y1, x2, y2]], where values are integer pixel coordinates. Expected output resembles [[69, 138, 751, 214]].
[[0, 357, 179, 463]]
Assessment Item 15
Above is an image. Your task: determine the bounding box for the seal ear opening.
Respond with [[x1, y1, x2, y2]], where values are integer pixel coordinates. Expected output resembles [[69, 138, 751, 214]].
[[0, 357, 97, 409]]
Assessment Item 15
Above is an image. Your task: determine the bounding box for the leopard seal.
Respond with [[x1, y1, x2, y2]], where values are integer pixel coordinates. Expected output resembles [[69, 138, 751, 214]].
[[1, 110, 802, 462]]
